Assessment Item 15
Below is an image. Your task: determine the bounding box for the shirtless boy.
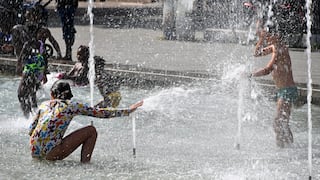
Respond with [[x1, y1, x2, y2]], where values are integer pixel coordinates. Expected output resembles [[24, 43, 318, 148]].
[[250, 28, 298, 148]]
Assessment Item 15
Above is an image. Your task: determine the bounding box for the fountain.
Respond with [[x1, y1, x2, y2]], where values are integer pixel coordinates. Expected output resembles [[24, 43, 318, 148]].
[[163, 0, 252, 43], [88, 0, 95, 107], [0, 0, 319, 179], [305, 0, 313, 178], [162, 0, 197, 41]]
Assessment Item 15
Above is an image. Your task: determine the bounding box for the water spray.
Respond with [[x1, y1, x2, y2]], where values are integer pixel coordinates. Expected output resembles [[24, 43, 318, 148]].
[[305, 0, 313, 179], [236, 82, 243, 150], [236, 71, 247, 150], [88, 0, 95, 126], [88, 0, 95, 107]]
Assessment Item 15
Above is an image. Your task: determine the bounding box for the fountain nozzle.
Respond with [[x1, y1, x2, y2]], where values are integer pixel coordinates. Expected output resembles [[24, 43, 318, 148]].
[[235, 143, 240, 150], [133, 148, 136, 158]]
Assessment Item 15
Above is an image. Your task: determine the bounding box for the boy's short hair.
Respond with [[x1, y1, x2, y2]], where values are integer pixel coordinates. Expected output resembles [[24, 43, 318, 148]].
[[77, 45, 89, 58], [51, 80, 73, 100], [259, 17, 284, 40]]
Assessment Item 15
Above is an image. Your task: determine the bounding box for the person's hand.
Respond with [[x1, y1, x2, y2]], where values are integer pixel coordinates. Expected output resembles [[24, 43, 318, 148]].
[[129, 100, 144, 113], [56, 73, 64, 79], [240, 72, 253, 80]]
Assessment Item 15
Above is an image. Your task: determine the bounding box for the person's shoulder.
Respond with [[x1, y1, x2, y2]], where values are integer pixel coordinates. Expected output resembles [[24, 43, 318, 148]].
[[69, 100, 91, 109]]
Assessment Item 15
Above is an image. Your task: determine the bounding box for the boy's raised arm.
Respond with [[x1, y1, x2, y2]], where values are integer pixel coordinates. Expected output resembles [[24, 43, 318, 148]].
[[254, 30, 273, 57]]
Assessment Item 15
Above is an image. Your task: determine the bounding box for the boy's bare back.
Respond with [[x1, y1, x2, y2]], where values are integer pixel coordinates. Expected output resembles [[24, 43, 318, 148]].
[[269, 44, 295, 88]]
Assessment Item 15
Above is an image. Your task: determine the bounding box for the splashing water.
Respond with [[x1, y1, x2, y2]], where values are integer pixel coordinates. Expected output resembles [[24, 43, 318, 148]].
[[1, 72, 320, 178], [246, 24, 256, 45], [236, 73, 247, 150], [221, 62, 253, 149], [130, 87, 204, 160], [265, 0, 276, 28], [179, 0, 195, 11], [221, 64, 247, 83], [141, 87, 200, 113], [0, 117, 31, 131]]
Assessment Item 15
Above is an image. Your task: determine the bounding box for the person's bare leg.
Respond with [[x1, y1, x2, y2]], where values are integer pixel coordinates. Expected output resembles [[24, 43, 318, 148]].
[[80, 127, 98, 163], [17, 79, 32, 118], [281, 101, 293, 144], [274, 99, 293, 147], [274, 99, 285, 147], [46, 125, 97, 163]]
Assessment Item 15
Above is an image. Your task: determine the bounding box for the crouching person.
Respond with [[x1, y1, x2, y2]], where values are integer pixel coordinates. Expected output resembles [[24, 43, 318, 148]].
[[28, 80, 143, 163]]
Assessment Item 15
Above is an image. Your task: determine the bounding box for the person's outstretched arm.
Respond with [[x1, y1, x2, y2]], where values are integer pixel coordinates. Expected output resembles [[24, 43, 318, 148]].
[[72, 100, 144, 118], [129, 100, 144, 113]]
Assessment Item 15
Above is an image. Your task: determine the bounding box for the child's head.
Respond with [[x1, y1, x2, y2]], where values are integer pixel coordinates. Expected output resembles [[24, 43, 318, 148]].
[[77, 45, 89, 63], [36, 28, 48, 41], [258, 18, 284, 42], [51, 80, 73, 100], [264, 25, 283, 44]]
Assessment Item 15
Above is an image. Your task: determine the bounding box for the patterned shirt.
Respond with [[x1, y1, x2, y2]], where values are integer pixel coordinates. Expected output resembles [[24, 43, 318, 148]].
[[29, 99, 130, 158]]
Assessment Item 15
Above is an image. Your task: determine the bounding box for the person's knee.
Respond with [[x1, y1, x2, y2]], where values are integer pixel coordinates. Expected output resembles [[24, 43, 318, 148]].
[[87, 125, 97, 139]]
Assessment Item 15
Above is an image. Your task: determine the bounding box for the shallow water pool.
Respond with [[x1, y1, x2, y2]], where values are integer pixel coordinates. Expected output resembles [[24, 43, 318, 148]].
[[0, 73, 319, 179]]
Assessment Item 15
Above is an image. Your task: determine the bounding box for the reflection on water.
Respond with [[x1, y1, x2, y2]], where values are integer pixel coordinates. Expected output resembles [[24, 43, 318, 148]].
[[0, 74, 319, 179]]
